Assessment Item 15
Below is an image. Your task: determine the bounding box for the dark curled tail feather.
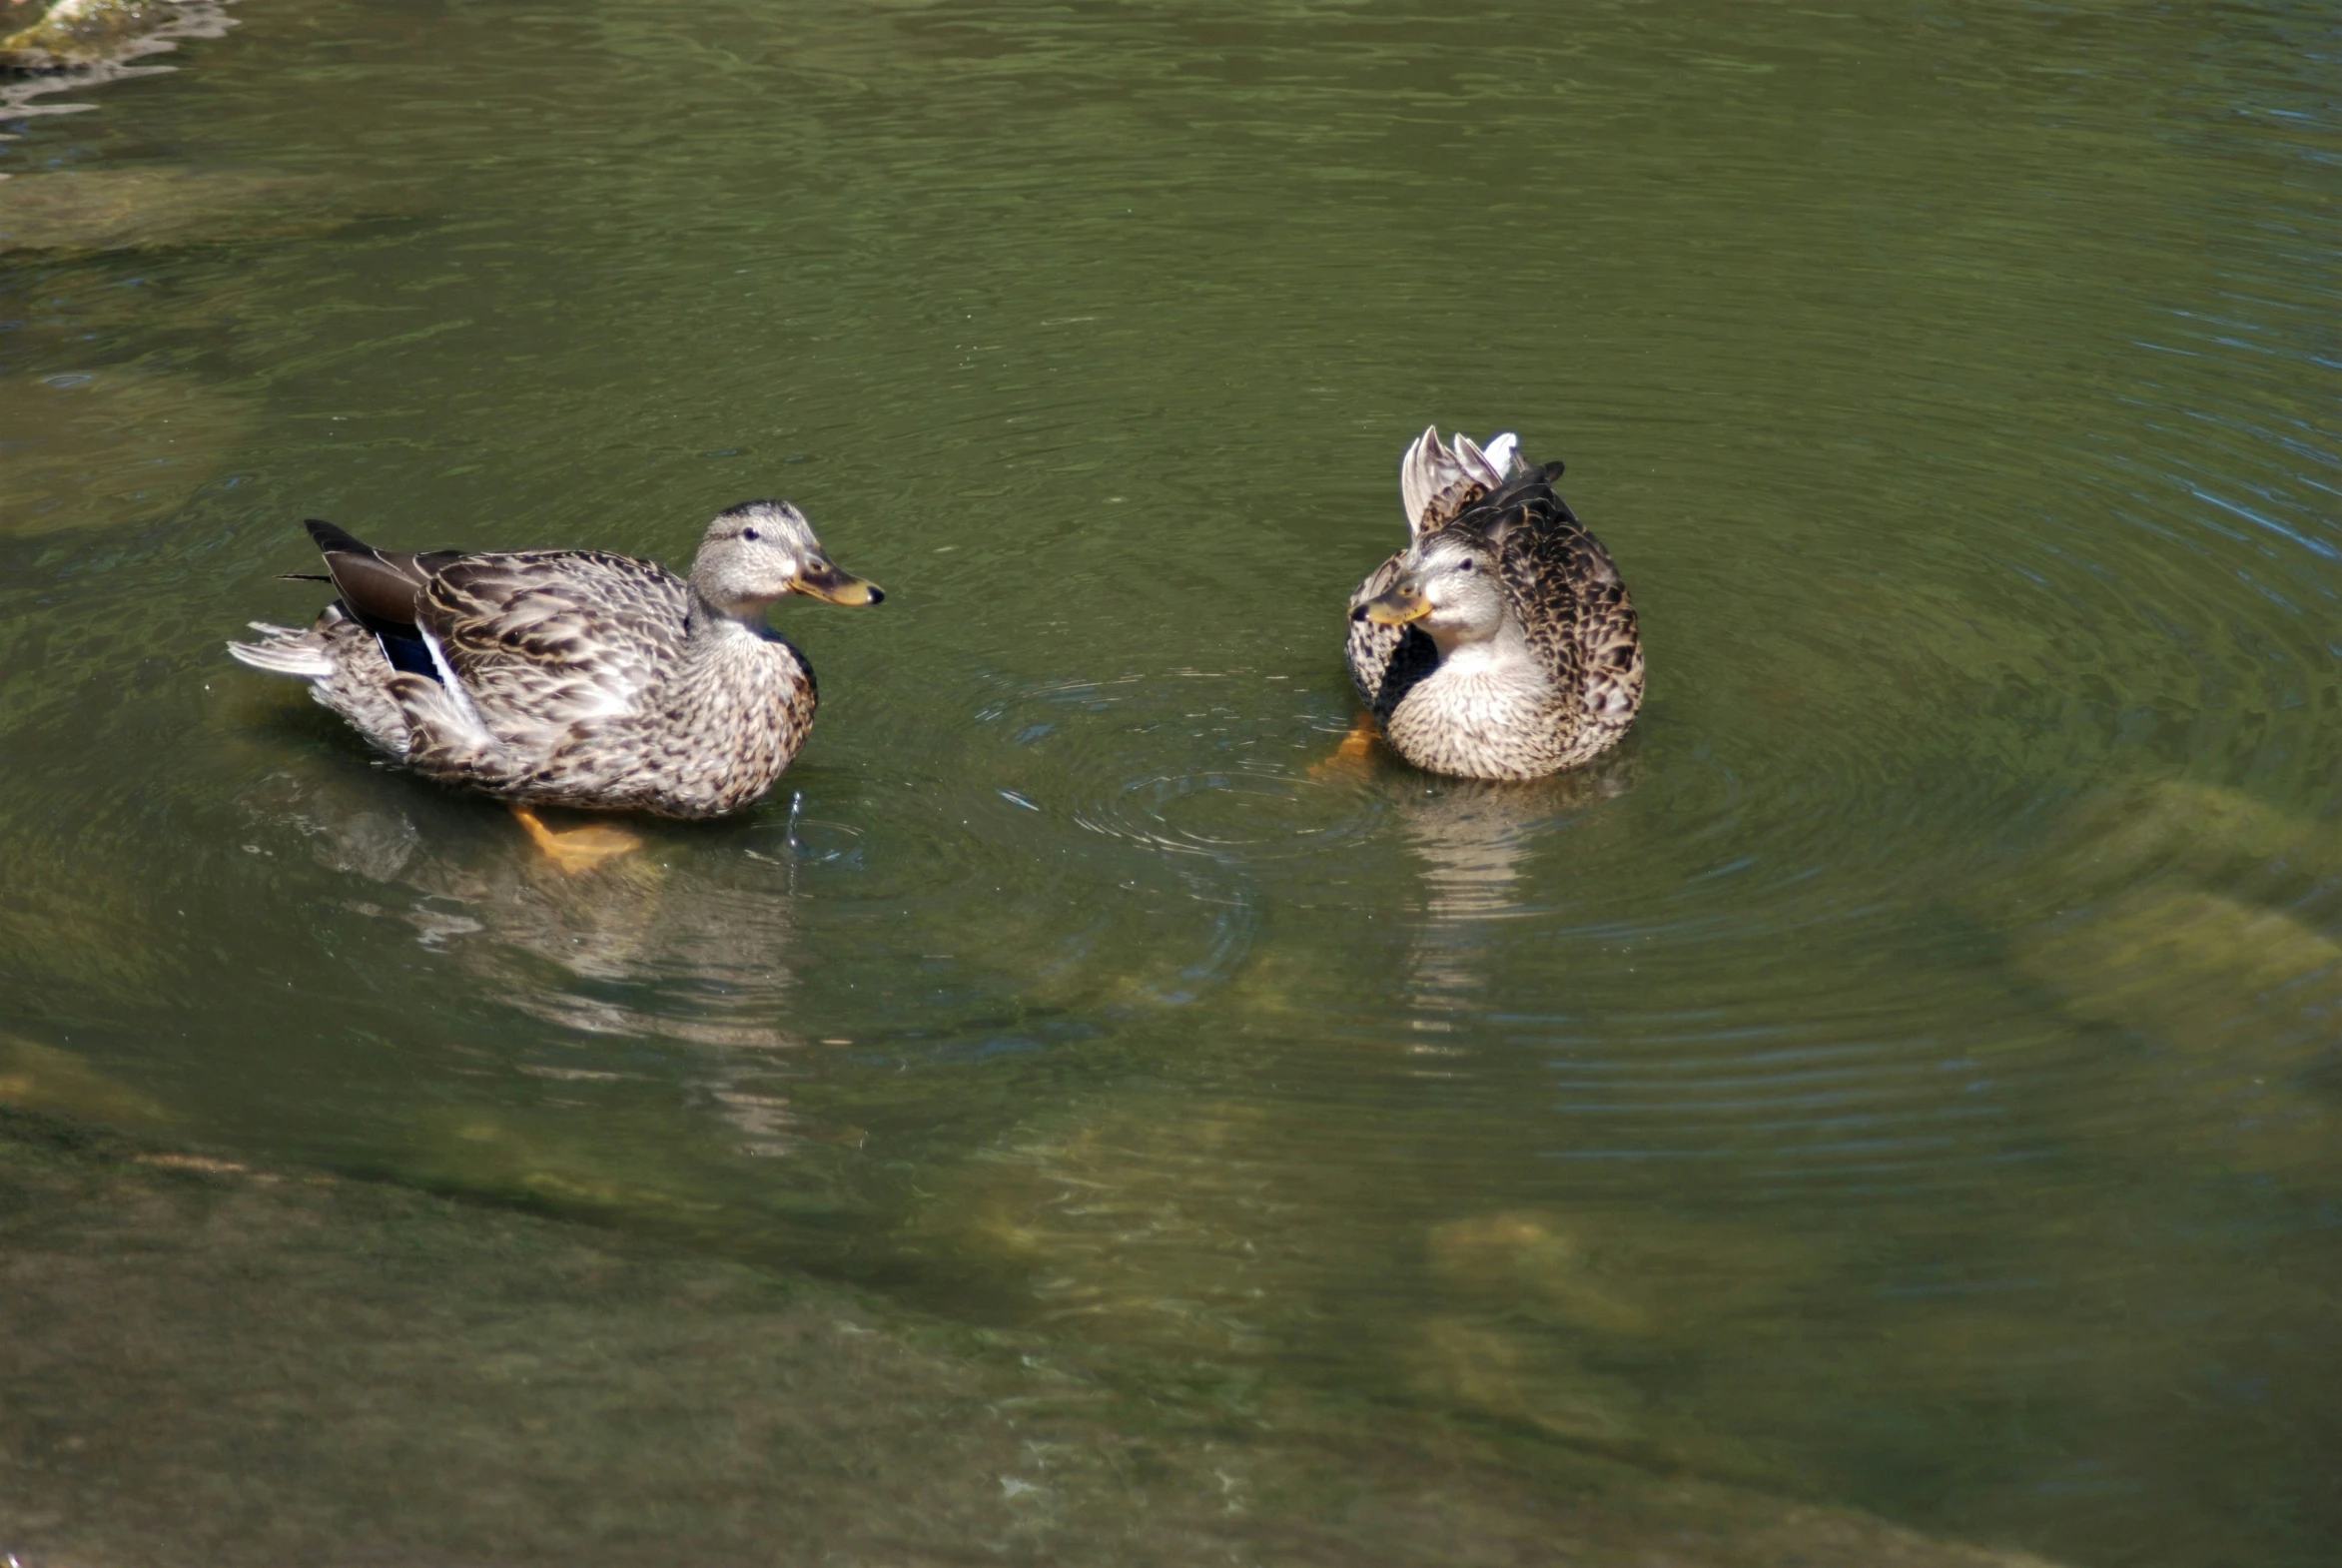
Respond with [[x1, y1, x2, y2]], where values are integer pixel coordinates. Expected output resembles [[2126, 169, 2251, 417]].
[[306, 517, 432, 639], [302, 518, 457, 684], [304, 517, 373, 555]]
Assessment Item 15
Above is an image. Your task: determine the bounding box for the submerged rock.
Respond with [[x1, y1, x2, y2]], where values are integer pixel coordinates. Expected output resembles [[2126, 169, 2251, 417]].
[[1412, 1207, 1826, 1482], [1422, 1207, 1823, 1342], [0, 167, 363, 253], [1407, 1312, 1652, 1442], [911, 1101, 1796, 1485], [2029, 777, 2342, 908], [907, 1097, 1297, 1356], [0, 1032, 174, 1129], [0, 1107, 2071, 1566], [2011, 885, 2341, 1177], [2019, 886, 2342, 1033], [1991, 778, 2342, 1180], [1425, 1210, 1655, 1336], [0, 369, 252, 535]]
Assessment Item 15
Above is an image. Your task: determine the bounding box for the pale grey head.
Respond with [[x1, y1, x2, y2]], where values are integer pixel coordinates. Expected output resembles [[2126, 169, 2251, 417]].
[[1357, 522, 1515, 652], [687, 499, 884, 616]]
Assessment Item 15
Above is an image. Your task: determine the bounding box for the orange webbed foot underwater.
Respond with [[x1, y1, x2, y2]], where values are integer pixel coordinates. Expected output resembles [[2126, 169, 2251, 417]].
[[1309, 713, 1382, 780], [509, 805, 643, 875]]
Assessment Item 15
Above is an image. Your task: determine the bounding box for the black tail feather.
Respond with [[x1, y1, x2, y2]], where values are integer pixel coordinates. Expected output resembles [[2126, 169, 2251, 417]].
[[302, 516, 433, 638], [305, 517, 372, 554]]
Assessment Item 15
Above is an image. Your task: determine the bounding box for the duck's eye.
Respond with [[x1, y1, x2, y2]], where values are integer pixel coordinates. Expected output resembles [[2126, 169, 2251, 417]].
[[1458, 557, 1477, 572], [742, 527, 761, 542]]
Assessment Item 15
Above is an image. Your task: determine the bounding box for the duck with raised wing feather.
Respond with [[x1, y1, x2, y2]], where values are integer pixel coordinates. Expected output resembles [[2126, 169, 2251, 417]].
[[229, 500, 883, 869], [1343, 428, 1642, 780]]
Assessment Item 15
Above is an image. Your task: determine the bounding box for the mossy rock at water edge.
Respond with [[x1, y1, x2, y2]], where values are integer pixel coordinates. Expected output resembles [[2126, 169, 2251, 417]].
[[0, 1101, 2067, 1566], [0, 0, 222, 74]]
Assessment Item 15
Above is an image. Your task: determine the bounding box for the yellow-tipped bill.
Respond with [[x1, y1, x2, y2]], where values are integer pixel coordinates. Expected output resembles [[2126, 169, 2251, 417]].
[[1362, 582, 1430, 625], [793, 561, 885, 606]]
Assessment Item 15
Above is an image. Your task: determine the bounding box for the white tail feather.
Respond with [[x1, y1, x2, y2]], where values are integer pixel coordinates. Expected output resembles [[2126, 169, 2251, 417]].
[[226, 637, 334, 678], [1399, 425, 1443, 539], [1451, 433, 1499, 488], [1398, 426, 1526, 537]]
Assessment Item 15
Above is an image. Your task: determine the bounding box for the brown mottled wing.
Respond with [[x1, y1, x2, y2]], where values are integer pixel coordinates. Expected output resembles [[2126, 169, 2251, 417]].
[[414, 550, 688, 738], [1570, 531, 1644, 728], [1345, 549, 1440, 720], [1475, 470, 1644, 727]]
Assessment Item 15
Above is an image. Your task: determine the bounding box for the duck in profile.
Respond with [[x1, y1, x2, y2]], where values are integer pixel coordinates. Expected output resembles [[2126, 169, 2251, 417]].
[[1343, 428, 1642, 780], [229, 500, 883, 870]]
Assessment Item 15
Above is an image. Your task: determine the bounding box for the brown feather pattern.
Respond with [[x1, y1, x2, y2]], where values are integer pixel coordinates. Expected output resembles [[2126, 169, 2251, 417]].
[[235, 530, 822, 819], [1346, 458, 1644, 780]]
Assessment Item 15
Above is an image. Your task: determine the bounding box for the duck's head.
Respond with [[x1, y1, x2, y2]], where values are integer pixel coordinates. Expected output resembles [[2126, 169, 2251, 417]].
[[689, 499, 884, 615], [1355, 524, 1511, 650]]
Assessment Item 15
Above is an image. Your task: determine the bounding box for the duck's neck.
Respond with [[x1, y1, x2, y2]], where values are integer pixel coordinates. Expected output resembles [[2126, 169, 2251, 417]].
[[1429, 617, 1542, 687], [681, 586, 769, 666]]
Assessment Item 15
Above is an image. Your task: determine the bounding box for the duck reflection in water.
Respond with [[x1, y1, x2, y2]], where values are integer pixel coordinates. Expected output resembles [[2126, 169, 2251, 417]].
[[1334, 750, 1642, 1037], [239, 769, 819, 1155]]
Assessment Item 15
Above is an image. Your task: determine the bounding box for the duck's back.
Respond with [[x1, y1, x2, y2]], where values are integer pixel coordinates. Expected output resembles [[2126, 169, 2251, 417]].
[[1474, 470, 1643, 741], [410, 550, 816, 817], [420, 549, 690, 728]]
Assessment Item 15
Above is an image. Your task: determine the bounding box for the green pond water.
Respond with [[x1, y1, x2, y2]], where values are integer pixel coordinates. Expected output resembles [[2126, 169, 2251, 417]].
[[3, 0, 2339, 1561]]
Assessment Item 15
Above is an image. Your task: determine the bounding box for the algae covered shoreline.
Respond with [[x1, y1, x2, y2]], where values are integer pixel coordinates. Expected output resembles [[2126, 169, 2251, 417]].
[[0, 1100, 2064, 1567]]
